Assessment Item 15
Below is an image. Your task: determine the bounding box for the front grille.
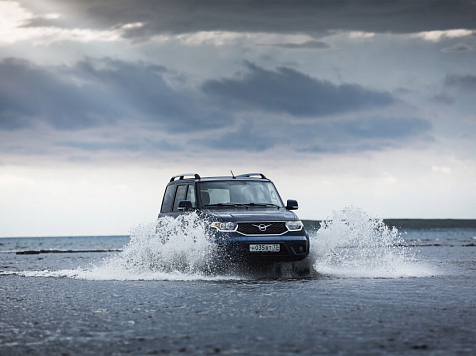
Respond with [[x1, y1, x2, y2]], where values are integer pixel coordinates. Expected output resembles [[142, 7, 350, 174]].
[[237, 222, 287, 235]]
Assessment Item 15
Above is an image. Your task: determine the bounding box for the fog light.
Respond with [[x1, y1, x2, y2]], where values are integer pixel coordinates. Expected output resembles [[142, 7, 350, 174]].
[[292, 244, 306, 254]]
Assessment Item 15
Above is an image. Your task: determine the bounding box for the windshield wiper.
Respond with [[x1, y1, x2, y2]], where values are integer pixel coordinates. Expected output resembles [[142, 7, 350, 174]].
[[243, 203, 281, 208], [204, 203, 246, 208]]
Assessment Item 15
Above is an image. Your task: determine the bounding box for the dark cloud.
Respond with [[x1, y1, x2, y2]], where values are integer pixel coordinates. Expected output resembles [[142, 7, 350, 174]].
[[442, 43, 473, 53], [297, 117, 432, 153], [72, 59, 230, 132], [431, 93, 455, 105], [18, 0, 476, 39], [192, 124, 277, 152], [202, 63, 394, 117], [344, 117, 432, 139], [57, 139, 182, 152], [22, 17, 62, 28], [296, 142, 399, 154], [271, 41, 331, 50], [193, 116, 432, 153], [445, 74, 476, 91], [0, 55, 430, 156], [0, 58, 229, 132], [0, 58, 115, 131]]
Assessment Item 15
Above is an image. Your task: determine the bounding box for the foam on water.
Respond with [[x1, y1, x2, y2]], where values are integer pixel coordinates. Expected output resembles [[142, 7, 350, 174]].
[[310, 207, 436, 278], [7, 208, 437, 280]]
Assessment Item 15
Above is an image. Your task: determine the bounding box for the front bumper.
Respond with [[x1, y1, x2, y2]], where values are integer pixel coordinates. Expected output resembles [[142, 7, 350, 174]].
[[214, 231, 310, 262]]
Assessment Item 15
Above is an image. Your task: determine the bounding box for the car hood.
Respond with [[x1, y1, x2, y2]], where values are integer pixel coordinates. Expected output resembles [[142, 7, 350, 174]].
[[204, 208, 298, 222]]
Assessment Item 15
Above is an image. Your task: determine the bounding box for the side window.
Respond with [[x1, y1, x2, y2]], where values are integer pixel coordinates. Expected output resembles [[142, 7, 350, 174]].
[[186, 184, 196, 207], [160, 185, 176, 213], [173, 185, 187, 212]]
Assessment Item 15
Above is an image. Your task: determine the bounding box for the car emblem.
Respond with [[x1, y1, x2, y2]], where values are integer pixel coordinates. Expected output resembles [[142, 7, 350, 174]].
[[252, 223, 272, 232]]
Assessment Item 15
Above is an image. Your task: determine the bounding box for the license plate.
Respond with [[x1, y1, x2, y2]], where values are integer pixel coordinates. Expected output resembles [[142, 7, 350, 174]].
[[249, 244, 280, 252]]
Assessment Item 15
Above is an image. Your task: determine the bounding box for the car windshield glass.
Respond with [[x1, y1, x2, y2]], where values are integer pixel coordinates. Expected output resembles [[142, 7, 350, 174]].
[[199, 181, 284, 208]]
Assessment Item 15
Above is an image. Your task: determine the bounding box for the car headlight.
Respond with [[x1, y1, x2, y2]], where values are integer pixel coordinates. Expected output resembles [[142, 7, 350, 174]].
[[211, 221, 237, 232], [285, 220, 303, 231]]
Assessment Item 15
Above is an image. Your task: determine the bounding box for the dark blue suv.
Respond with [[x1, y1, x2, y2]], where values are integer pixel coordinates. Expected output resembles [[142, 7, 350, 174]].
[[158, 173, 309, 262]]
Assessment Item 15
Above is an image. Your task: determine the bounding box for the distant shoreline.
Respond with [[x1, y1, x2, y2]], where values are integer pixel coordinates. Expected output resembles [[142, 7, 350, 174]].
[[2, 219, 476, 238], [303, 219, 476, 230]]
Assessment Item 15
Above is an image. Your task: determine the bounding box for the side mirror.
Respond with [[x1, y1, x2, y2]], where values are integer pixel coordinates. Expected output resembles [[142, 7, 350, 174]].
[[178, 200, 193, 211], [286, 199, 299, 210]]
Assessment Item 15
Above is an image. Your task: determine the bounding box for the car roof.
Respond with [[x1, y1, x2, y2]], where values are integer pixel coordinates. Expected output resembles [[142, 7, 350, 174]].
[[200, 176, 270, 182], [167, 173, 272, 184]]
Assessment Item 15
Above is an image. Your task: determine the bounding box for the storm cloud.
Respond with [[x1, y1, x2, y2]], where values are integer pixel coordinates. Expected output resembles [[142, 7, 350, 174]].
[[202, 63, 394, 117], [0, 58, 117, 131], [445, 74, 476, 92], [1, 55, 430, 157], [0, 58, 229, 132], [193, 124, 278, 153], [442, 43, 473, 53], [24, 0, 476, 39], [270, 40, 331, 50], [57, 138, 182, 153], [193, 116, 432, 153], [296, 116, 433, 153]]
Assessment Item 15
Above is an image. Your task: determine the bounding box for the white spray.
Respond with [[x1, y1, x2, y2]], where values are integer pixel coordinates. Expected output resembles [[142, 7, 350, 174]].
[[310, 207, 433, 278], [11, 208, 435, 280], [84, 212, 222, 280]]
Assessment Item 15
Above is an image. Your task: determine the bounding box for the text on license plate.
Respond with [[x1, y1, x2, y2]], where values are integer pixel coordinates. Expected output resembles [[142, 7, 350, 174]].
[[249, 244, 280, 252]]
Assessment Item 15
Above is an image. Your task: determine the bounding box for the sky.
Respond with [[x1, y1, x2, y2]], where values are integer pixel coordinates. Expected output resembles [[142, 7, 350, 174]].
[[1, 0, 476, 237]]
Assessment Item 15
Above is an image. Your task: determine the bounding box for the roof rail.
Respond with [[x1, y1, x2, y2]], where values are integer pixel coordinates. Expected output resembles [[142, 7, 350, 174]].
[[236, 173, 267, 179], [170, 173, 201, 182]]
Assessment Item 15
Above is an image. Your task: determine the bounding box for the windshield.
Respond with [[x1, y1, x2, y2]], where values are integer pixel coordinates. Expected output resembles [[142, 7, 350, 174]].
[[199, 181, 284, 208]]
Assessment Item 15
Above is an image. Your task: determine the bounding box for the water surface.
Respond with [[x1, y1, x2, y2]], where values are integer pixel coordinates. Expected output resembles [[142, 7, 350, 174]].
[[1, 208, 475, 355]]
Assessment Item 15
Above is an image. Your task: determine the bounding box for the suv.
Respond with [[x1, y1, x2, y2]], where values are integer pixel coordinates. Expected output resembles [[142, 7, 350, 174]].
[[158, 173, 309, 262]]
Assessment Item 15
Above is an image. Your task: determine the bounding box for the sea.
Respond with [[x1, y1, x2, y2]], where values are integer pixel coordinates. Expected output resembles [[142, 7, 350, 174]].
[[1, 207, 475, 355]]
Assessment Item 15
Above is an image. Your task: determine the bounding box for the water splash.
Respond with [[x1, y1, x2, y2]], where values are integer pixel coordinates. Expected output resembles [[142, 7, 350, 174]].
[[80, 212, 229, 280], [7, 207, 437, 280], [310, 207, 435, 278]]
